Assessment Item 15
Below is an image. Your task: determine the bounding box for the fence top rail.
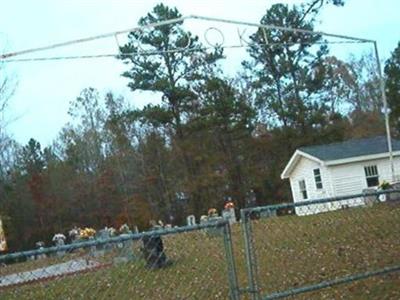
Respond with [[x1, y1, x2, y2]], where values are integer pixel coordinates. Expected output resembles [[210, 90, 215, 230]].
[[0, 220, 228, 262], [241, 189, 400, 215]]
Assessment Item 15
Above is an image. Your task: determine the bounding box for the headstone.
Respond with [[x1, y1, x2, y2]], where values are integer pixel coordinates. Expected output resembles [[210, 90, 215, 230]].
[[204, 209, 223, 236], [222, 208, 236, 224], [52, 234, 66, 257], [69, 227, 80, 244], [186, 215, 196, 226], [108, 227, 117, 237], [141, 234, 170, 269], [245, 190, 257, 208], [200, 215, 208, 224], [113, 224, 136, 264], [89, 243, 99, 258], [97, 229, 110, 240], [208, 208, 218, 218], [113, 234, 136, 264], [96, 229, 111, 254], [35, 241, 47, 260]]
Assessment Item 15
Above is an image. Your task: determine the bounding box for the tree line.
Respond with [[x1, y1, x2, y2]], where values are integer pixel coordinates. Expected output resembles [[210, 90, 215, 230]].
[[1, 2, 400, 252]]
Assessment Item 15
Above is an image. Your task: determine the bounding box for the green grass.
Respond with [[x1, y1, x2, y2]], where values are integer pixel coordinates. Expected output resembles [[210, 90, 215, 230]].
[[1, 202, 399, 299], [248, 202, 400, 299]]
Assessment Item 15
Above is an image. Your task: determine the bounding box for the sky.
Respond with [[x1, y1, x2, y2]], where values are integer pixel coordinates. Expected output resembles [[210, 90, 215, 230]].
[[1, 0, 399, 147]]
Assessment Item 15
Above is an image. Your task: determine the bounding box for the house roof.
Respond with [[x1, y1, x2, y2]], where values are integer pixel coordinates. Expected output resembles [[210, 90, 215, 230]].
[[281, 135, 400, 179], [299, 136, 400, 161]]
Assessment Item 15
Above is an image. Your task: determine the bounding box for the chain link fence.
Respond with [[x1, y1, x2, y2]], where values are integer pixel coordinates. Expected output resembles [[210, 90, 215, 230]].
[[1, 190, 400, 300], [0, 221, 239, 300], [240, 189, 400, 299]]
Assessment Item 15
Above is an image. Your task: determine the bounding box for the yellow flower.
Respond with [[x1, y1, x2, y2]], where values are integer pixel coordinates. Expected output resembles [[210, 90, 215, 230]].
[[79, 227, 96, 239]]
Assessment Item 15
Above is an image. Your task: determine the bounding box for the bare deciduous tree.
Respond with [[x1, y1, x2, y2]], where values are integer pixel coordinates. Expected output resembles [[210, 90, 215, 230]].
[[0, 64, 17, 121], [0, 59, 18, 177]]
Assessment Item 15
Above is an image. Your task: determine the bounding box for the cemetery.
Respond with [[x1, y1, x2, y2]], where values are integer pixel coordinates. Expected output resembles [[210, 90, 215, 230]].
[[0, 205, 236, 289], [0, 198, 398, 299], [1, 1, 400, 298]]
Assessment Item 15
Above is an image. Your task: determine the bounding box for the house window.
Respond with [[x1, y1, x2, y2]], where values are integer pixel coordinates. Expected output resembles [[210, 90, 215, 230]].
[[313, 168, 323, 189], [299, 180, 308, 200], [364, 165, 379, 187]]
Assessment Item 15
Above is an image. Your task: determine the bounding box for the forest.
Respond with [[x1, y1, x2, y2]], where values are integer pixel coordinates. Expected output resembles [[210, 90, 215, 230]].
[[1, 1, 400, 252]]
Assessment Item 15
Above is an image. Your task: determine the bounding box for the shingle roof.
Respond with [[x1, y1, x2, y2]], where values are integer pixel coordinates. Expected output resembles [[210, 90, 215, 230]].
[[299, 136, 400, 161]]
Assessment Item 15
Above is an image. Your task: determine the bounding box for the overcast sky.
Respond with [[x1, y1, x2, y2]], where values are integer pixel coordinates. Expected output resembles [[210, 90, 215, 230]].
[[1, 0, 399, 147]]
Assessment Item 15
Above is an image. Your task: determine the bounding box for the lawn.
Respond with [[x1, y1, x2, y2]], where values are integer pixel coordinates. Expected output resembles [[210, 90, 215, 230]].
[[1, 202, 399, 299], [248, 201, 400, 299]]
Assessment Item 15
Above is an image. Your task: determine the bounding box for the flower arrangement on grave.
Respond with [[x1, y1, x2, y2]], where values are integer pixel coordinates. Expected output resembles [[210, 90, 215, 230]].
[[79, 227, 96, 239], [52, 233, 66, 245], [224, 201, 235, 210], [208, 208, 218, 217], [379, 180, 391, 190], [35, 241, 45, 249], [119, 223, 131, 234], [106, 226, 117, 236], [378, 180, 391, 202], [199, 215, 209, 225], [69, 227, 80, 241]]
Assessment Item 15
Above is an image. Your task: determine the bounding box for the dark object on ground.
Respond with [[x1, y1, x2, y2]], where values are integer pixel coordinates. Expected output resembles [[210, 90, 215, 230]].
[[249, 211, 260, 220], [142, 235, 171, 269]]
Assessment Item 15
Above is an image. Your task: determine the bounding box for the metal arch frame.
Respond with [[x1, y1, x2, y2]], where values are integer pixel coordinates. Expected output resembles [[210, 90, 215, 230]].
[[0, 15, 395, 182]]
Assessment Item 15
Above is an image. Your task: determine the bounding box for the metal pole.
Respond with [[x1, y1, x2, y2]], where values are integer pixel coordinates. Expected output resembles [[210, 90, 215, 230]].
[[189, 15, 374, 43], [222, 221, 241, 300], [373, 41, 396, 182], [0, 16, 189, 60], [241, 209, 261, 300], [1, 15, 373, 61]]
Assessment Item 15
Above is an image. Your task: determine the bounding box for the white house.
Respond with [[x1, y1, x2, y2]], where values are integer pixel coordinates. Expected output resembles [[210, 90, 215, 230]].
[[281, 136, 400, 215]]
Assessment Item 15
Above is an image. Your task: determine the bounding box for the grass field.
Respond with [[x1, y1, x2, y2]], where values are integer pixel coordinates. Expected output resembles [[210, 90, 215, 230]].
[[1, 202, 399, 299], [247, 202, 400, 299]]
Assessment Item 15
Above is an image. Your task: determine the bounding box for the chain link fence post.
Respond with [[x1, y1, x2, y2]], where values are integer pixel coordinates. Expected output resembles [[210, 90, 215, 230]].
[[240, 209, 260, 300], [222, 220, 241, 300]]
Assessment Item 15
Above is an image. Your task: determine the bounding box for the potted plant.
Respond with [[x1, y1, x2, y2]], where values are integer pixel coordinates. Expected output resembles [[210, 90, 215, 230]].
[[378, 180, 391, 202]]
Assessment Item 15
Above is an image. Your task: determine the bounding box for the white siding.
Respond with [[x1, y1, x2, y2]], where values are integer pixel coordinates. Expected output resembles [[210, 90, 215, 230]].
[[330, 156, 400, 196], [289, 156, 334, 215], [327, 156, 400, 212], [288, 154, 400, 216]]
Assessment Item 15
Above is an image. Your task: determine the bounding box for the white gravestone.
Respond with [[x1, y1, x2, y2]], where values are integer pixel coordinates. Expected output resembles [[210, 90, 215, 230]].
[[186, 215, 196, 226], [222, 208, 236, 224]]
